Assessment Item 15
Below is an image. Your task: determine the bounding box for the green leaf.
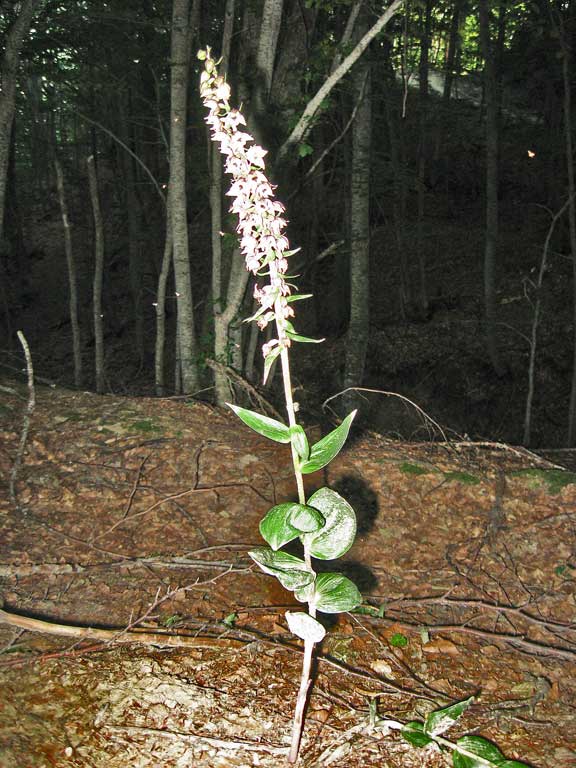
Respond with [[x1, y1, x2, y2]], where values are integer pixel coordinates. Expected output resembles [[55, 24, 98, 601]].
[[298, 142, 314, 157], [294, 581, 315, 603], [286, 611, 326, 643], [227, 403, 290, 443], [453, 736, 504, 768], [263, 346, 281, 385], [425, 696, 475, 736], [248, 548, 315, 591], [401, 721, 434, 748], [222, 612, 238, 628], [259, 503, 323, 550], [300, 411, 356, 474], [289, 504, 325, 533], [290, 425, 310, 461], [389, 633, 408, 648], [286, 293, 313, 303], [286, 330, 325, 344], [310, 572, 362, 613], [300, 487, 357, 560]]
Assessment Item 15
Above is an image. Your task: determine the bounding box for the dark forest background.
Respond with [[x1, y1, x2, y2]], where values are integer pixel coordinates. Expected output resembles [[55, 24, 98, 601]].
[[1, 0, 576, 448]]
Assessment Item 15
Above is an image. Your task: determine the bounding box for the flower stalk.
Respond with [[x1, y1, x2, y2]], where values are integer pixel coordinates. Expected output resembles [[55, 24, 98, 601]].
[[198, 47, 360, 763]]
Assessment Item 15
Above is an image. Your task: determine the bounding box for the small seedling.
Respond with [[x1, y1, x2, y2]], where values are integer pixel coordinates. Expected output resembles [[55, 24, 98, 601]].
[[199, 47, 361, 763], [371, 696, 531, 768]]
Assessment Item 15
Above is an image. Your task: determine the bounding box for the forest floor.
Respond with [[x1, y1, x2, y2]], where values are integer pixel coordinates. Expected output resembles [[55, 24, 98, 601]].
[[1, 382, 576, 768]]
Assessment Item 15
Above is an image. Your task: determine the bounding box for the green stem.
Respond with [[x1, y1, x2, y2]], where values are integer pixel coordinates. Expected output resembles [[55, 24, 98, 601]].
[[288, 638, 314, 763], [272, 265, 316, 764]]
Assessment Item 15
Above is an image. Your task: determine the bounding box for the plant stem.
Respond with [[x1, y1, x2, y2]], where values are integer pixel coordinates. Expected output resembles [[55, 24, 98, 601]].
[[272, 264, 316, 763], [288, 638, 314, 763]]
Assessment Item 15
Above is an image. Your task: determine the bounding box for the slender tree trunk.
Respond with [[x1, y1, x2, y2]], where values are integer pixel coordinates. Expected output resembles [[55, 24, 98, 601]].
[[87, 155, 105, 394], [118, 95, 145, 368], [170, 0, 199, 394], [155, 192, 173, 396], [479, 0, 505, 376], [524, 197, 572, 446], [54, 158, 82, 388], [561, 26, 576, 444], [254, 0, 284, 115], [416, 0, 433, 318], [0, 0, 44, 247], [344, 53, 372, 408]]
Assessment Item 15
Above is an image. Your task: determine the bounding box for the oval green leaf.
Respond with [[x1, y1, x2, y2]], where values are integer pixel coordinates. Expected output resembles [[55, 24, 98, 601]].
[[227, 403, 290, 443], [294, 581, 315, 603], [248, 547, 315, 591], [299, 411, 356, 474], [260, 503, 323, 550], [401, 722, 434, 748], [311, 572, 362, 614], [301, 487, 357, 560], [289, 504, 325, 533], [453, 736, 504, 768], [424, 696, 474, 736], [286, 611, 326, 643]]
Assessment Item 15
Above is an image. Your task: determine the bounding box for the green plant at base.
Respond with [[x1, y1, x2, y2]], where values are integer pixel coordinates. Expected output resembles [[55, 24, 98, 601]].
[[370, 696, 531, 768], [198, 46, 361, 764]]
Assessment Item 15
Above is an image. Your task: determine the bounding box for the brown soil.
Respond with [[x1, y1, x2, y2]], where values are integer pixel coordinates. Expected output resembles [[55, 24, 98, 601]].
[[1, 383, 575, 767]]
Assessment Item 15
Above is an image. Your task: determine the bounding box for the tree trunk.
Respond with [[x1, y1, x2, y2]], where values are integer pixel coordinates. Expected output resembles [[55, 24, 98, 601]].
[[416, 0, 433, 318], [170, 0, 199, 394], [479, 0, 505, 376], [0, 0, 44, 247], [155, 192, 173, 396], [344, 52, 372, 409], [118, 95, 145, 368], [561, 19, 576, 444], [87, 155, 105, 394], [254, 0, 284, 114], [54, 158, 83, 388]]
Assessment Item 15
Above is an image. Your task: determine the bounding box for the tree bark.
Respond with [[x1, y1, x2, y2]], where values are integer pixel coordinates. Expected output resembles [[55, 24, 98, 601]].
[[54, 158, 82, 388], [560, 18, 576, 445], [87, 155, 105, 394], [155, 192, 173, 396], [0, 0, 44, 246], [277, 0, 403, 163], [344, 53, 371, 409], [170, 0, 199, 394], [479, 0, 505, 376], [254, 0, 284, 113]]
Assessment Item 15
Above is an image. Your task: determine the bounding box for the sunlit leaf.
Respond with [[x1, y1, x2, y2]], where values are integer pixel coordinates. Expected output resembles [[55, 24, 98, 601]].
[[260, 503, 323, 550], [263, 346, 281, 385], [401, 721, 434, 748], [301, 487, 356, 560], [294, 581, 315, 603], [286, 330, 325, 344], [425, 696, 474, 736], [286, 293, 313, 303], [453, 736, 504, 768], [290, 425, 310, 461], [286, 611, 326, 643], [249, 547, 315, 591], [310, 572, 361, 613], [289, 504, 325, 533], [299, 411, 356, 474], [298, 142, 314, 157], [227, 403, 290, 443]]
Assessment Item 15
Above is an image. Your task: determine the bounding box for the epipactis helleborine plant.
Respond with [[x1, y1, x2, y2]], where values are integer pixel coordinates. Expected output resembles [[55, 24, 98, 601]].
[[198, 47, 361, 763]]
